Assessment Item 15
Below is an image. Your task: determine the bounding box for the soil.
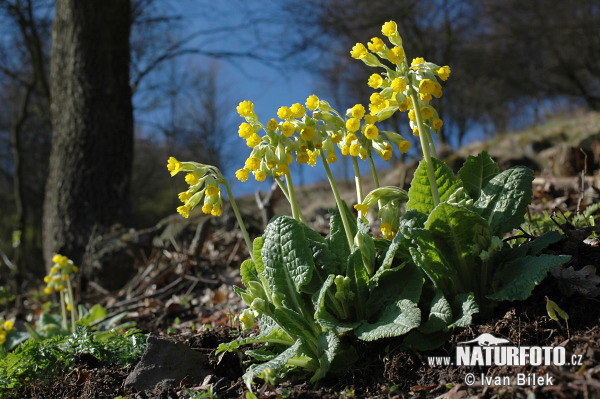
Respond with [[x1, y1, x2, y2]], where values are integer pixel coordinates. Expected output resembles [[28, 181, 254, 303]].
[[8, 172, 600, 399]]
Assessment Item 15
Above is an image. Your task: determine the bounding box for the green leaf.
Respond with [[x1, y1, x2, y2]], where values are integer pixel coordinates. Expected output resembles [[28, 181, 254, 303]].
[[528, 231, 562, 256], [368, 262, 423, 317], [253, 237, 265, 274], [473, 166, 534, 236], [313, 275, 360, 333], [487, 254, 571, 301], [449, 293, 479, 328], [355, 218, 376, 275], [261, 216, 315, 315], [216, 328, 294, 355], [302, 223, 342, 294], [243, 339, 303, 389], [273, 307, 320, 350], [310, 332, 340, 383], [418, 291, 452, 334], [407, 158, 462, 214], [346, 250, 370, 320], [355, 299, 421, 341], [240, 259, 258, 288], [328, 204, 357, 262], [457, 151, 500, 201]]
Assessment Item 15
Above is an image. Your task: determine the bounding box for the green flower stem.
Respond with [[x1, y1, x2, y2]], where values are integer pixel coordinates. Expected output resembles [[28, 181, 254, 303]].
[[275, 177, 308, 224], [408, 91, 440, 207], [223, 180, 254, 262], [66, 278, 77, 331], [59, 290, 68, 331], [321, 152, 354, 249], [367, 153, 380, 189], [425, 126, 438, 158], [284, 172, 303, 223], [352, 157, 364, 216]]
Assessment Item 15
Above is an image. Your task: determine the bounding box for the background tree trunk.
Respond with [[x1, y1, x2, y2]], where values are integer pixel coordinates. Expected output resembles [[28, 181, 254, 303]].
[[43, 0, 133, 270]]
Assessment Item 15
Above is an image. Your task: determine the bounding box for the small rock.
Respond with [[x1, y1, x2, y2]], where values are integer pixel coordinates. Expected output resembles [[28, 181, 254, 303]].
[[125, 334, 211, 391]]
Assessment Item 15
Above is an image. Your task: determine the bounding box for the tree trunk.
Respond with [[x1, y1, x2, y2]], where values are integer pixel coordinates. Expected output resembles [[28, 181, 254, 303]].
[[43, 0, 133, 270]]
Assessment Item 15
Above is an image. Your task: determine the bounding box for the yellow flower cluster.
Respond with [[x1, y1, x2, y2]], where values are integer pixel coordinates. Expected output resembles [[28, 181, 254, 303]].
[[0, 319, 14, 345], [168, 157, 224, 219], [44, 254, 78, 295], [350, 21, 450, 137], [233, 95, 412, 184]]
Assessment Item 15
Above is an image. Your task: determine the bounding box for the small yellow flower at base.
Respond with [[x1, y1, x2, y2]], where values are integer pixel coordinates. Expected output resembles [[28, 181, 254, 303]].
[[255, 170, 266, 181], [354, 203, 369, 214], [177, 204, 191, 218], [211, 205, 222, 217], [368, 37, 385, 53], [437, 65, 451, 81], [349, 143, 361, 157], [346, 118, 360, 132], [246, 133, 261, 148], [281, 121, 295, 137], [368, 74, 384, 89], [238, 122, 254, 139], [290, 103, 306, 118], [167, 157, 183, 176], [237, 101, 254, 118], [433, 118, 444, 130], [364, 124, 379, 140], [351, 104, 366, 119], [3, 320, 14, 331], [387, 47, 404, 64], [202, 203, 213, 214], [235, 168, 250, 182], [350, 42, 368, 59], [306, 94, 319, 111], [300, 126, 315, 141], [205, 185, 219, 198], [277, 106, 291, 120], [398, 140, 411, 154], [267, 118, 278, 131], [381, 21, 397, 37], [326, 153, 337, 164], [380, 222, 398, 240]]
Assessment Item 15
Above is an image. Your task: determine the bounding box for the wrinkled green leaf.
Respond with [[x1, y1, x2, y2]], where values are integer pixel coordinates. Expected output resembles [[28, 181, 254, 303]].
[[302, 223, 342, 294], [243, 339, 303, 389], [473, 167, 534, 236], [356, 299, 421, 341], [449, 293, 479, 328], [327, 203, 357, 263], [346, 250, 370, 320], [310, 332, 340, 383], [487, 254, 571, 301], [407, 158, 462, 214], [368, 263, 422, 317], [314, 275, 360, 333], [418, 291, 452, 334], [458, 151, 500, 200]]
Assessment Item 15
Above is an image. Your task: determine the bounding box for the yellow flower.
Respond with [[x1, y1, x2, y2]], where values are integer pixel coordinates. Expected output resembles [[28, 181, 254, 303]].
[[387, 47, 404, 63], [341, 145, 350, 156], [346, 118, 360, 132], [3, 320, 14, 331], [391, 77, 407, 93], [255, 170, 266, 181], [380, 149, 392, 161], [368, 74, 384, 89], [413, 126, 419, 136], [0, 332, 6, 345], [345, 132, 357, 143], [290, 103, 306, 118], [281, 121, 295, 137], [408, 109, 416, 122], [381, 21, 397, 37], [350, 42, 368, 59], [66, 304, 72, 311], [398, 101, 410, 112], [267, 118, 278, 130], [364, 124, 379, 140], [267, 158, 277, 169], [296, 151, 309, 164], [432, 82, 443, 98], [277, 106, 291, 119], [205, 185, 219, 198], [202, 203, 212, 214], [367, 37, 385, 52], [305, 94, 320, 110], [411, 57, 425, 68], [246, 133, 261, 148], [351, 104, 365, 119], [72, 266, 78, 273], [331, 133, 342, 143], [419, 79, 435, 95], [276, 164, 289, 176], [380, 222, 397, 240], [244, 157, 261, 171], [177, 204, 191, 218], [300, 126, 315, 141], [56, 284, 65, 292], [167, 157, 183, 176], [52, 254, 68, 265], [237, 101, 254, 118], [354, 203, 369, 214], [44, 275, 52, 283], [211, 205, 222, 217], [185, 173, 200, 186], [326, 153, 337, 164], [421, 106, 434, 120], [235, 168, 250, 182], [44, 286, 52, 295], [420, 92, 432, 102], [349, 143, 361, 157], [370, 92, 384, 106], [238, 122, 254, 139], [433, 118, 444, 129], [398, 140, 411, 153], [364, 115, 378, 125], [437, 65, 451, 81]]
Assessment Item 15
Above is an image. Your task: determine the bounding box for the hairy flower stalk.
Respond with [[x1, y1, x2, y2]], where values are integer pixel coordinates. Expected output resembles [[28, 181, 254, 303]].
[[222, 180, 254, 262], [321, 152, 354, 249], [352, 157, 364, 217], [284, 172, 302, 223]]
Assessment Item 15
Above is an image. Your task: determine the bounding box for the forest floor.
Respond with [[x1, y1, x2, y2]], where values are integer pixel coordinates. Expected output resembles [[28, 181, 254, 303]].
[[9, 113, 600, 399]]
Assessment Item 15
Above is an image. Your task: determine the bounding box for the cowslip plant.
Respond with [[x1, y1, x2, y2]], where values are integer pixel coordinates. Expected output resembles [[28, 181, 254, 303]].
[[168, 20, 570, 389], [43, 254, 79, 332]]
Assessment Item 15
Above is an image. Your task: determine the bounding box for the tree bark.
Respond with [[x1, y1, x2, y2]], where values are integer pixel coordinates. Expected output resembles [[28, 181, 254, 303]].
[[43, 0, 133, 269]]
